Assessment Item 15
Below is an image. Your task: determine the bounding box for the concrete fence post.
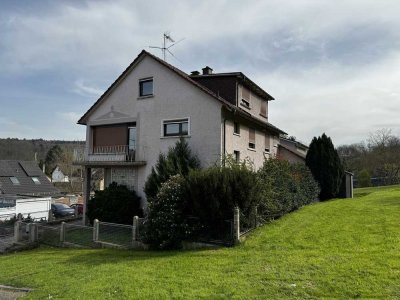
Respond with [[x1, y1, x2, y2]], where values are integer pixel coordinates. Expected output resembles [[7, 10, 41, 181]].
[[28, 223, 38, 243], [74, 206, 79, 218], [48, 209, 53, 222], [132, 216, 139, 242], [60, 222, 66, 243], [93, 219, 99, 242], [14, 220, 21, 243], [233, 207, 240, 244], [254, 206, 258, 228]]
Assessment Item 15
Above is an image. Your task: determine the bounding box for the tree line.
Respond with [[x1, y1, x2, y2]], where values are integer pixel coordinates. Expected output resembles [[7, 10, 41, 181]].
[[337, 129, 400, 187]]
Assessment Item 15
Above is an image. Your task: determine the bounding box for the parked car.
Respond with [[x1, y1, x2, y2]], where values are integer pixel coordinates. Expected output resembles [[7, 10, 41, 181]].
[[51, 203, 75, 218], [70, 203, 83, 215]]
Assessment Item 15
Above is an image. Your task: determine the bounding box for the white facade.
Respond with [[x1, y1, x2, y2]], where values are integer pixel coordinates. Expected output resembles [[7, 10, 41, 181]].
[[0, 197, 51, 221], [78, 51, 285, 207], [52, 166, 69, 183]]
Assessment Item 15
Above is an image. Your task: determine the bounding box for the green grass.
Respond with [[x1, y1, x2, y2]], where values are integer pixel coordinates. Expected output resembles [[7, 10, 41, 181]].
[[1, 185, 399, 299]]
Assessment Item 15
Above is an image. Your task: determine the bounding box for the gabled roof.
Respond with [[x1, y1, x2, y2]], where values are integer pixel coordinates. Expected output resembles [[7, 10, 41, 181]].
[[77, 50, 286, 134], [0, 160, 59, 196]]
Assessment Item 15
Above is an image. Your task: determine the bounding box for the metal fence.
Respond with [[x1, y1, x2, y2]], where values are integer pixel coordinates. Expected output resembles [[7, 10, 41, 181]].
[[37, 224, 61, 247], [0, 224, 14, 252], [98, 222, 133, 247], [64, 223, 93, 248]]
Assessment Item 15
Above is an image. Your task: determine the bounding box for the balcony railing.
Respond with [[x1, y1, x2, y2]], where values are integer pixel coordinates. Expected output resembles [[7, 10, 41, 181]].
[[73, 145, 145, 164]]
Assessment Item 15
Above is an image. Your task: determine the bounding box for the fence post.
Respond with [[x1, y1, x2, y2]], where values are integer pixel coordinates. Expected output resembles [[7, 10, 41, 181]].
[[60, 222, 66, 243], [132, 216, 139, 242], [93, 219, 99, 242], [254, 206, 258, 228], [233, 207, 240, 244], [14, 220, 21, 243], [74, 206, 79, 218], [28, 223, 38, 243], [48, 209, 53, 222]]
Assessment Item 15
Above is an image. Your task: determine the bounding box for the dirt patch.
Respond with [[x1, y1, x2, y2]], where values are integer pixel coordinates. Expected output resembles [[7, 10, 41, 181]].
[[0, 285, 31, 300]]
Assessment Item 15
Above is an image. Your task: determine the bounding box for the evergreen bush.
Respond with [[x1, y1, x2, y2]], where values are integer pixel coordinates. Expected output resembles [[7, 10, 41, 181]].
[[144, 138, 200, 199], [306, 133, 344, 200], [86, 182, 142, 225]]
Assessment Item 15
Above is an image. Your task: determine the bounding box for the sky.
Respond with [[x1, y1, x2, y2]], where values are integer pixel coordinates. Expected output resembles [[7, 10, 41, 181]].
[[1, 0, 400, 146]]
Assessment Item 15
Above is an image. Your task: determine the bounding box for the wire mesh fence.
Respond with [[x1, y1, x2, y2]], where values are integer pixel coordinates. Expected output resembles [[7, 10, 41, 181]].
[[98, 222, 133, 247], [64, 223, 94, 248], [37, 224, 61, 247], [0, 224, 15, 252]]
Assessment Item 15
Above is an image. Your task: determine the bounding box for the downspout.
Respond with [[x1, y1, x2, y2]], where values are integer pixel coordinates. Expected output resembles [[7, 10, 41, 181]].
[[223, 118, 226, 167]]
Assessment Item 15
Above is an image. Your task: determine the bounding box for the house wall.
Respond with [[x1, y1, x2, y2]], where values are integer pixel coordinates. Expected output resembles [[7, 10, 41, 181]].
[[84, 55, 223, 203], [238, 84, 269, 122], [278, 147, 306, 164], [224, 117, 279, 170]]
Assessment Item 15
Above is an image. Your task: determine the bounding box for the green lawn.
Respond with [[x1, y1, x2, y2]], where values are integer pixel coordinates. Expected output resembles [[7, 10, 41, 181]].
[[1, 185, 399, 299]]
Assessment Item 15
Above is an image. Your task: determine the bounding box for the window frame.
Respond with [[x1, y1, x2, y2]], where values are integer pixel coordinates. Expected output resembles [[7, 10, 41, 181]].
[[234, 150, 240, 163], [161, 118, 190, 137], [260, 100, 267, 118], [139, 77, 154, 97], [233, 122, 240, 135], [264, 133, 271, 153], [248, 128, 256, 149]]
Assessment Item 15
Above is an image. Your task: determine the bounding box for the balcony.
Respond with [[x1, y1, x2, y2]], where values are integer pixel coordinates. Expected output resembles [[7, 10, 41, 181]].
[[73, 145, 146, 167]]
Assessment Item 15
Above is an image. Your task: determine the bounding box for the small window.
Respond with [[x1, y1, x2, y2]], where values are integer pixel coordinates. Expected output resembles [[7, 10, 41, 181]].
[[234, 122, 240, 135], [31, 177, 41, 185], [139, 78, 153, 97], [241, 98, 250, 109], [249, 128, 256, 149], [163, 119, 189, 137], [234, 150, 240, 163], [260, 101, 267, 117], [241, 88, 251, 109], [10, 177, 20, 185], [264, 134, 270, 152]]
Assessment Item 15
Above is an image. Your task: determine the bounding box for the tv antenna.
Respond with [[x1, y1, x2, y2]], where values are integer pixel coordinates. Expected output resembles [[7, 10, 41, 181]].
[[149, 32, 185, 62]]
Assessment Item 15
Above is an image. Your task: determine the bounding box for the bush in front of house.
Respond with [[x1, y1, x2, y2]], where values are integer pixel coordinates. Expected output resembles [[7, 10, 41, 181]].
[[144, 137, 200, 199], [257, 159, 320, 218], [143, 175, 191, 250], [86, 182, 142, 225]]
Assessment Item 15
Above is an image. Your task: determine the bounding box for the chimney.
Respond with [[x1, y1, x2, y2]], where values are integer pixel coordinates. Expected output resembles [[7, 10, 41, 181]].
[[202, 66, 213, 75], [191, 71, 200, 76]]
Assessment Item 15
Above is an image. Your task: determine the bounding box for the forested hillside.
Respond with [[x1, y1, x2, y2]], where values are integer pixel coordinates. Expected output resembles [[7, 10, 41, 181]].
[[0, 138, 84, 164]]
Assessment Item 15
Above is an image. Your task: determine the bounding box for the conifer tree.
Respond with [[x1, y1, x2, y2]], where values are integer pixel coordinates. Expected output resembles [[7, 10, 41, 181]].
[[306, 133, 344, 200]]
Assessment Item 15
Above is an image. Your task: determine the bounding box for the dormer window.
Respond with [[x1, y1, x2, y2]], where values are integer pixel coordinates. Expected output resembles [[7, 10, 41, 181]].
[[139, 78, 153, 97], [10, 177, 20, 185]]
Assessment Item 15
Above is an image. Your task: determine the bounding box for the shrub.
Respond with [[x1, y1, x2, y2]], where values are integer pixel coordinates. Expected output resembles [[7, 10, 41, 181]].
[[257, 159, 319, 217], [185, 161, 261, 237], [144, 138, 200, 199], [358, 169, 371, 187], [144, 175, 190, 250], [86, 182, 142, 225], [306, 133, 344, 200]]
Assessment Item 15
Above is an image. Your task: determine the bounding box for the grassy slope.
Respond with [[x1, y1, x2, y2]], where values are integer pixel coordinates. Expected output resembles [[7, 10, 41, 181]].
[[0, 185, 399, 299]]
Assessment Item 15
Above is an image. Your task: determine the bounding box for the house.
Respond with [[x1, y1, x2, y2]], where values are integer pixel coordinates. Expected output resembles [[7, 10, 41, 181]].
[[51, 165, 69, 183], [277, 137, 308, 164], [0, 160, 59, 220], [75, 50, 289, 221]]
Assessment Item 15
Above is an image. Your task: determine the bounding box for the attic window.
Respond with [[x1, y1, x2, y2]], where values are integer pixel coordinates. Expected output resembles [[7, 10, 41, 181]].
[[31, 177, 41, 185], [241, 88, 251, 109], [139, 78, 153, 97], [10, 177, 20, 185]]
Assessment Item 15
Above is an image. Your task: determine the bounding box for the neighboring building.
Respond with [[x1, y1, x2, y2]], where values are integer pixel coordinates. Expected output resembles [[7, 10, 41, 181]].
[[74, 50, 289, 220], [0, 160, 59, 196], [51, 166, 69, 183], [277, 137, 308, 164], [0, 160, 59, 221]]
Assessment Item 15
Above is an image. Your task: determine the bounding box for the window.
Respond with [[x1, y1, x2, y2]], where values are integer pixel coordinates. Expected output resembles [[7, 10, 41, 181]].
[[139, 78, 153, 97], [10, 177, 20, 185], [260, 101, 267, 117], [234, 122, 240, 135], [234, 150, 240, 162], [241, 88, 251, 108], [163, 119, 189, 137], [264, 134, 270, 152], [31, 177, 41, 185], [249, 128, 256, 149]]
